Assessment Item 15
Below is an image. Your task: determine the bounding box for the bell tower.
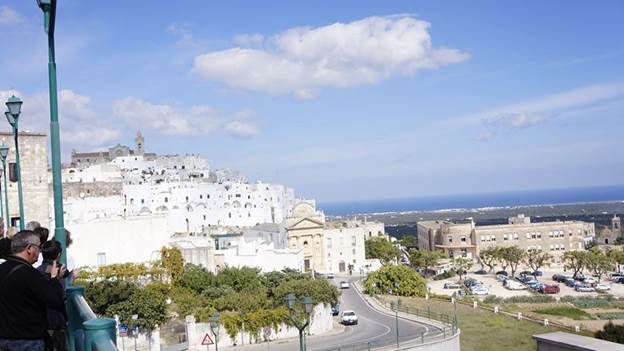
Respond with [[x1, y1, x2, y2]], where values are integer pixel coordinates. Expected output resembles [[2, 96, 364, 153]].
[[135, 130, 145, 156], [612, 215, 621, 236]]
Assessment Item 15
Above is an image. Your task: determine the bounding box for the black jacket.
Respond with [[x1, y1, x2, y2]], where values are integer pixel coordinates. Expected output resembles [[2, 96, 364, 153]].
[[0, 256, 64, 339], [37, 259, 69, 330]]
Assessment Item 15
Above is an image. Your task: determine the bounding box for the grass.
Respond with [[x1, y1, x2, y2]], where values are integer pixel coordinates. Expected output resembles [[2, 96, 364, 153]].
[[596, 312, 624, 320], [381, 296, 577, 351], [532, 307, 592, 320]]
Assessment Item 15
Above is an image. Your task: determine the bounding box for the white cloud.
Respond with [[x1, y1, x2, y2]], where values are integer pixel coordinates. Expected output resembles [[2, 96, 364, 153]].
[[476, 131, 493, 142], [192, 15, 468, 98], [446, 83, 624, 133], [0, 89, 120, 148], [233, 33, 264, 46], [167, 23, 197, 47], [113, 97, 259, 138], [225, 121, 259, 138], [0, 6, 20, 26]]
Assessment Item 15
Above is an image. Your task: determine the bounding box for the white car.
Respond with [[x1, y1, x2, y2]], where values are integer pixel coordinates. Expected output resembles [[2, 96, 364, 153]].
[[471, 285, 489, 295], [594, 283, 611, 292], [583, 277, 597, 285], [340, 281, 350, 289], [505, 280, 527, 290], [341, 310, 358, 325]]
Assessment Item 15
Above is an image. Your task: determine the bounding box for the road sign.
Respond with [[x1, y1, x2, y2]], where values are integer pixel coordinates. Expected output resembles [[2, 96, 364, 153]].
[[263, 327, 271, 337], [201, 334, 214, 345], [118, 324, 128, 336]]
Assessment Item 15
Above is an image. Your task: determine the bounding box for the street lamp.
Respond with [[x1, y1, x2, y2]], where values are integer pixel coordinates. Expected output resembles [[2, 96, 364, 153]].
[[208, 312, 220, 351], [286, 293, 314, 351], [391, 283, 401, 348], [5, 96, 25, 230], [0, 145, 8, 237], [36, 0, 67, 265]]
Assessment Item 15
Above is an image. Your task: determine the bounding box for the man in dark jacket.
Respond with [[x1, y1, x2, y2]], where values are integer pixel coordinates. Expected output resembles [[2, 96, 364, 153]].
[[37, 240, 68, 351], [0, 230, 65, 351]]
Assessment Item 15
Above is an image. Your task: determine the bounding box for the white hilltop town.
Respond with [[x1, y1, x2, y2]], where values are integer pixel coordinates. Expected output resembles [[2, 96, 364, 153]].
[[57, 130, 386, 274]]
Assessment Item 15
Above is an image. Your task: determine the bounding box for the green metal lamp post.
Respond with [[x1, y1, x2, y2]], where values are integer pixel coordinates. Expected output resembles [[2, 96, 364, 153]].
[[36, 0, 67, 265], [208, 312, 220, 351], [286, 293, 314, 351], [5, 96, 25, 230], [0, 144, 8, 236]]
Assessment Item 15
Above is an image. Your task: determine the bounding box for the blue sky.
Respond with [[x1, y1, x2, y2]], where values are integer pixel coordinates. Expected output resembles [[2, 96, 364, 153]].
[[0, 1, 623, 202]]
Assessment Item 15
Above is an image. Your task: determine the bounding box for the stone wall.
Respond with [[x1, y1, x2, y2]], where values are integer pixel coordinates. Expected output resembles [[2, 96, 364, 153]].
[[0, 132, 49, 229], [61, 181, 123, 198]]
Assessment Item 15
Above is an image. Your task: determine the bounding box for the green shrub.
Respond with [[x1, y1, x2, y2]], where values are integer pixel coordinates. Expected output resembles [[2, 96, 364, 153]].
[[596, 312, 624, 320], [595, 321, 624, 343], [561, 295, 616, 308], [504, 295, 555, 304], [433, 270, 456, 281], [532, 307, 592, 320], [483, 295, 503, 304]]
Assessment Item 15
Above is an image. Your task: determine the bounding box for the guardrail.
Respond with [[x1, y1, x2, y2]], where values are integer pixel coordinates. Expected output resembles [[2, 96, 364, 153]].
[[66, 286, 118, 351]]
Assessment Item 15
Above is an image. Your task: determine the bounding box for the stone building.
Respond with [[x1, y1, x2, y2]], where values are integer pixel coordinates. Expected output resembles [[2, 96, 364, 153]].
[[0, 132, 49, 229], [596, 214, 622, 245], [70, 130, 156, 167], [285, 202, 327, 272], [418, 214, 595, 264]]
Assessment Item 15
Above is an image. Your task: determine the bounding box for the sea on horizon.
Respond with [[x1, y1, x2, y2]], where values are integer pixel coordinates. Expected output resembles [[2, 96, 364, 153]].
[[318, 185, 624, 217]]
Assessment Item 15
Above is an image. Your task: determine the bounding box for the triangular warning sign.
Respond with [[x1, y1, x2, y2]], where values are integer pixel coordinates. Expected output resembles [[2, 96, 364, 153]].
[[201, 334, 214, 345]]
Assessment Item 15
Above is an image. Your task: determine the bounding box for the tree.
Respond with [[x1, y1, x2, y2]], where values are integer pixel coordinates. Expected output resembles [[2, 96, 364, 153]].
[[83, 280, 139, 316], [451, 258, 473, 281], [399, 235, 418, 249], [216, 266, 264, 293], [585, 248, 614, 283], [271, 277, 339, 307], [524, 249, 552, 273], [159, 247, 185, 284], [365, 237, 401, 264], [607, 249, 624, 272], [408, 249, 444, 275], [595, 321, 624, 344], [178, 264, 214, 293], [499, 246, 525, 277], [363, 264, 427, 297], [563, 251, 589, 278], [107, 288, 168, 331], [478, 247, 499, 273]]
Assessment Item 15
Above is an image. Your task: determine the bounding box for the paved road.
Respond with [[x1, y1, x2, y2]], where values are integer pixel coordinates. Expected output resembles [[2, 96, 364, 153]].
[[238, 277, 443, 351]]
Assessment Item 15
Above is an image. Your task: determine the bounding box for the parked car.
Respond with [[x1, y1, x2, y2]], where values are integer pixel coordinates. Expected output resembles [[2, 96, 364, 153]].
[[527, 281, 542, 290], [341, 311, 358, 325], [471, 286, 489, 295], [331, 303, 340, 316], [519, 271, 532, 277], [574, 274, 587, 281], [474, 269, 487, 275], [340, 281, 350, 289], [616, 277, 624, 284], [444, 282, 461, 289], [496, 271, 508, 276], [326, 273, 335, 279], [505, 280, 527, 290], [539, 284, 560, 294], [531, 271, 543, 277], [575, 284, 595, 292], [496, 274, 509, 282], [608, 273, 624, 281], [464, 278, 480, 288], [565, 278, 577, 287], [594, 283, 611, 292], [552, 274, 569, 282], [583, 277, 597, 285]]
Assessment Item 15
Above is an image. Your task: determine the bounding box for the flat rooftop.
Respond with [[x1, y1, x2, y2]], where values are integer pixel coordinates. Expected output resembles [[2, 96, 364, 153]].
[[533, 331, 624, 351]]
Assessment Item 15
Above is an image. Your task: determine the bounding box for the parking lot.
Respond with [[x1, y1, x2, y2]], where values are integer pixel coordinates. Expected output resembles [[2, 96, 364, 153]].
[[429, 268, 624, 298]]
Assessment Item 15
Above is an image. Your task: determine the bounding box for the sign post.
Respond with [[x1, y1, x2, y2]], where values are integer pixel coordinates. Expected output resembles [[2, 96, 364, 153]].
[[263, 327, 271, 351], [202, 333, 214, 351]]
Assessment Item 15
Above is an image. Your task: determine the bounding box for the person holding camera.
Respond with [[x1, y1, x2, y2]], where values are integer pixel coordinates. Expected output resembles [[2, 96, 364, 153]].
[[37, 240, 69, 351], [0, 231, 64, 351]]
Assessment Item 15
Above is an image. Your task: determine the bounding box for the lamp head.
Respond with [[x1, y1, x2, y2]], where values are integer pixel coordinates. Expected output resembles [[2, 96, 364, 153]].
[[286, 293, 296, 309], [0, 144, 7, 161], [4, 111, 15, 127], [209, 311, 220, 327], [37, 0, 52, 11], [5, 96, 22, 118], [303, 296, 313, 314]]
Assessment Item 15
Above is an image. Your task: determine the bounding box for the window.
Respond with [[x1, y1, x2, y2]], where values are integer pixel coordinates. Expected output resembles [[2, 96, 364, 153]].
[[480, 236, 485, 242], [448, 236, 453, 243], [503, 234, 508, 241], [352, 236, 357, 246], [200, 195, 203, 199], [228, 212, 232, 218], [513, 233, 519, 240], [549, 231, 553, 238], [491, 235, 496, 242], [461, 248, 467, 258], [352, 249, 356, 255], [327, 238, 332, 248], [141, 199, 145, 204], [97, 253, 106, 266], [526, 233, 531, 239], [460, 236, 466, 242], [164, 197, 168, 203]]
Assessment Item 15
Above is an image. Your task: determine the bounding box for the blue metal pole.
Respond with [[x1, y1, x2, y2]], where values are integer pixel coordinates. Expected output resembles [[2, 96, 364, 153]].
[[12, 127, 25, 230], [2, 160, 8, 233]]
